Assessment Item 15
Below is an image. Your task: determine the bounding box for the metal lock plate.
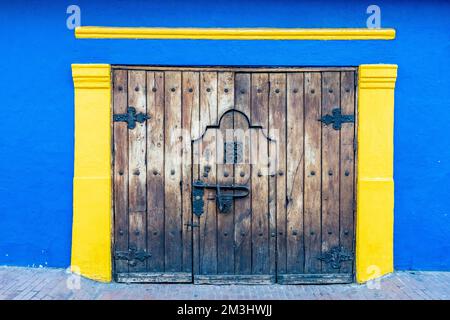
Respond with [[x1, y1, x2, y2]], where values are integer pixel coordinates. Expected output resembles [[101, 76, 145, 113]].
[[192, 181, 205, 217]]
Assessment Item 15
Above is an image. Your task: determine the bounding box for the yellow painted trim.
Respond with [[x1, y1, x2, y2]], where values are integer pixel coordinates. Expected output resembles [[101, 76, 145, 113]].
[[71, 64, 112, 282], [356, 64, 397, 283], [75, 27, 395, 40]]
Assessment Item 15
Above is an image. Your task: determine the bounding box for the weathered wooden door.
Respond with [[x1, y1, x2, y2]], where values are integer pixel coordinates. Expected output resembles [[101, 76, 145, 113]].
[[112, 67, 356, 284]]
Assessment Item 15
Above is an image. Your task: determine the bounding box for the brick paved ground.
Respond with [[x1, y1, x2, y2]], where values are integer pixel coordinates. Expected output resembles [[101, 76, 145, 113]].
[[0, 266, 449, 300]]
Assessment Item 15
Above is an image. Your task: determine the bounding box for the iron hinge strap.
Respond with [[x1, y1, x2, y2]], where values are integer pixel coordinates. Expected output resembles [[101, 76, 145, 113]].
[[113, 106, 150, 129], [319, 108, 354, 130], [318, 246, 354, 269], [114, 247, 151, 266]]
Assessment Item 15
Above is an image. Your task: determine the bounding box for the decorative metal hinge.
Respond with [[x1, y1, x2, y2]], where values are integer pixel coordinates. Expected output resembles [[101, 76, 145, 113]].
[[318, 246, 353, 269], [319, 108, 354, 130], [113, 106, 150, 129], [114, 246, 151, 267]]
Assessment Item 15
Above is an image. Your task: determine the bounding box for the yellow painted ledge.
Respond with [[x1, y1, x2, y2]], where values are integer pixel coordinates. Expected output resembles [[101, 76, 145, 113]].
[[356, 64, 397, 283], [71, 64, 112, 282], [75, 27, 395, 40]]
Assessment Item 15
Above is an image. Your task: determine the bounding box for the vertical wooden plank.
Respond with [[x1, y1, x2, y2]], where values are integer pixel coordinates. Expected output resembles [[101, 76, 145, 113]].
[[217, 72, 235, 274], [321, 72, 341, 273], [164, 71, 183, 272], [250, 73, 270, 274], [146, 71, 165, 272], [192, 72, 202, 276], [286, 73, 305, 274], [128, 70, 147, 272], [113, 70, 129, 274], [269, 73, 286, 275], [304, 72, 322, 274], [217, 72, 235, 116], [198, 72, 218, 274], [199, 72, 218, 130], [233, 73, 252, 275], [198, 131, 217, 275], [339, 71, 356, 274], [181, 71, 199, 273]]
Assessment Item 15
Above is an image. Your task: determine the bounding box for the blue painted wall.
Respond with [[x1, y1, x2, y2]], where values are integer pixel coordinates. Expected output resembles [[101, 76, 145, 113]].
[[0, 0, 449, 270]]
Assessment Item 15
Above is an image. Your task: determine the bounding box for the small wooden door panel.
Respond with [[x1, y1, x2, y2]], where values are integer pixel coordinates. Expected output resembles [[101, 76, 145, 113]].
[[112, 67, 356, 284], [192, 109, 277, 284]]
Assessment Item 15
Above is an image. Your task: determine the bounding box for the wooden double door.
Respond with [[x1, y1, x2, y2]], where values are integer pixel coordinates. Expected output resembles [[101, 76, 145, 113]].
[[112, 66, 356, 284]]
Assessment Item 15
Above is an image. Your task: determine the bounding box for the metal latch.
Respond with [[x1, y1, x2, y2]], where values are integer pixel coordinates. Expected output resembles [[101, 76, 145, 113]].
[[192, 180, 250, 216]]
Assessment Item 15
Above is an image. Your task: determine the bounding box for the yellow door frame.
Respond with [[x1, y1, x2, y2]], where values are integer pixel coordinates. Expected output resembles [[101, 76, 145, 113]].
[[71, 64, 397, 283]]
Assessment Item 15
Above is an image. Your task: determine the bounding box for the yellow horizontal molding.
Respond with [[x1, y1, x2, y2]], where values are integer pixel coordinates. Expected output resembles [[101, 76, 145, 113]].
[[72, 64, 111, 89], [359, 64, 398, 89], [75, 26, 396, 40]]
